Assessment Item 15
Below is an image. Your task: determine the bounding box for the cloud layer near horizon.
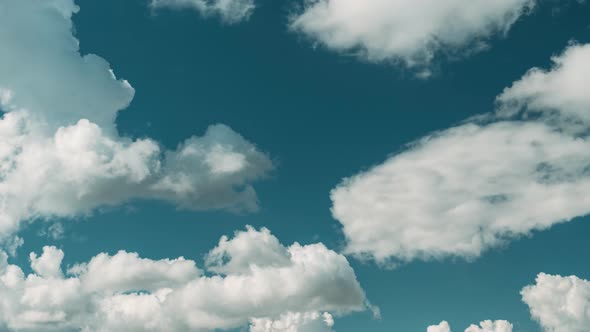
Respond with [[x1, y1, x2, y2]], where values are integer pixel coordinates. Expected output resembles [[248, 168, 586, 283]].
[[0, 0, 273, 248], [331, 43, 590, 264], [427, 320, 513, 332], [290, 0, 535, 68], [427, 270, 590, 332], [0, 226, 367, 331]]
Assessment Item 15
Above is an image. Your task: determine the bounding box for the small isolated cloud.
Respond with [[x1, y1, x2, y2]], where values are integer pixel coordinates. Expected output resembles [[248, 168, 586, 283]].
[[290, 0, 535, 68], [0, 0, 273, 247], [0, 227, 368, 331], [522, 273, 590, 332], [331, 43, 590, 264], [427, 320, 513, 332], [149, 0, 256, 24]]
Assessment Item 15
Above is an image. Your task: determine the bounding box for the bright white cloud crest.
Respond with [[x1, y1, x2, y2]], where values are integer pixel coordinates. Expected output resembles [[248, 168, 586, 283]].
[[427, 320, 513, 332], [464, 320, 513, 332], [0, 227, 367, 331], [250, 312, 335, 332], [522, 273, 590, 332], [331, 43, 590, 264], [291, 0, 535, 67], [497, 43, 590, 130], [0, 0, 273, 247], [428, 321, 452, 332]]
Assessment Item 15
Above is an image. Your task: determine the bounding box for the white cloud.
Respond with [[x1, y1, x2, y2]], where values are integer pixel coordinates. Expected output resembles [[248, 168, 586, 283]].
[[30, 246, 65, 279], [428, 321, 452, 332], [427, 320, 513, 332], [331, 43, 590, 264], [290, 0, 535, 67], [522, 273, 590, 332], [68, 251, 201, 293], [149, 0, 255, 24], [205, 225, 292, 275], [250, 312, 335, 332], [0, 0, 273, 247], [465, 320, 513, 332], [497, 43, 590, 131], [0, 227, 368, 331]]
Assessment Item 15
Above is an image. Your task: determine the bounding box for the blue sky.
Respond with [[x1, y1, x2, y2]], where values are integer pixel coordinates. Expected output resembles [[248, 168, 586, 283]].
[[1, 0, 590, 331]]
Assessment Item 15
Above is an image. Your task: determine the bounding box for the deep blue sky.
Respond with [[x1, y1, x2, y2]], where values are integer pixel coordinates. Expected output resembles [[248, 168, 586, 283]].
[[16, 0, 590, 330]]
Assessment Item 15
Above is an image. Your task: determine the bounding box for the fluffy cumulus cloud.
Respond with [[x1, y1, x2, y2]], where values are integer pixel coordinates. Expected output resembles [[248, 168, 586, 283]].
[[0, 0, 273, 247], [331, 43, 590, 264], [0, 227, 368, 331], [290, 0, 535, 67], [522, 273, 590, 332], [250, 312, 335, 332], [204, 226, 291, 274], [464, 320, 513, 332], [149, 0, 255, 24], [428, 321, 452, 332], [427, 320, 513, 332]]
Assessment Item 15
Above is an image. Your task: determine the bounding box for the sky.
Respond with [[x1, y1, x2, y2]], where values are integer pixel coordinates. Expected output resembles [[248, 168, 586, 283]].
[[1, 0, 590, 331]]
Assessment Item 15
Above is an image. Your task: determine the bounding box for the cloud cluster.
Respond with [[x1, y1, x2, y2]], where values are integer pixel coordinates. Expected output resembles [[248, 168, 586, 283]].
[[429, 269, 590, 332], [429, 271, 590, 332], [290, 0, 535, 68], [428, 320, 513, 332], [0, 226, 367, 331], [149, 0, 256, 24], [522, 273, 590, 332], [0, 0, 273, 247], [331, 43, 590, 264]]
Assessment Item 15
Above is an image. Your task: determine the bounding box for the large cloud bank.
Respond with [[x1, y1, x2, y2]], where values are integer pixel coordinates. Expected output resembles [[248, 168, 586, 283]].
[[331, 43, 590, 264], [0, 0, 273, 248], [0, 226, 367, 331]]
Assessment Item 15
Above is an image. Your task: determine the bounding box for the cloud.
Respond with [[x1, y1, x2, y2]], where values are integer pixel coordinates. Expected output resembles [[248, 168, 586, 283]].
[[464, 320, 513, 332], [149, 0, 256, 24], [427, 320, 513, 332], [428, 321, 452, 332], [497, 43, 590, 131], [290, 0, 535, 68], [0, 0, 273, 247], [522, 273, 590, 332], [331, 43, 590, 264], [0, 227, 368, 331], [205, 226, 292, 275], [250, 312, 335, 332]]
